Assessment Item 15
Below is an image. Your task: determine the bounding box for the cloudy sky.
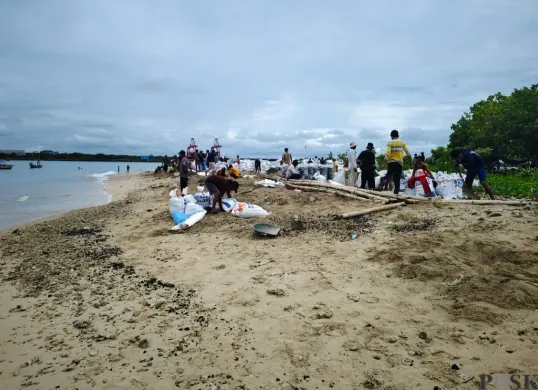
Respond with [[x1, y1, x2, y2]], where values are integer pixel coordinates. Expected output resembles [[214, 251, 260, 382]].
[[1, 1, 537, 158]]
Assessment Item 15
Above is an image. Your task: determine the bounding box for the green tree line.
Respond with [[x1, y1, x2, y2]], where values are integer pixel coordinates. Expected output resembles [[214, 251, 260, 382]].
[[428, 83, 538, 171]]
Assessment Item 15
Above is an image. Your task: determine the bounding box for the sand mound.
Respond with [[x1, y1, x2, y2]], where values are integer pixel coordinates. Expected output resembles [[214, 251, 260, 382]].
[[369, 233, 538, 310]]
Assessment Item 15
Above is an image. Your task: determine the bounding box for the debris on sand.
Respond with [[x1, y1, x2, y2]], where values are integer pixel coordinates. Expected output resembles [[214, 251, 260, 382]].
[[137, 338, 149, 349], [269, 213, 374, 241], [62, 227, 102, 236], [391, 217, 436, 233], [267, 288, 287, 297], [73, 319, 91, 329]]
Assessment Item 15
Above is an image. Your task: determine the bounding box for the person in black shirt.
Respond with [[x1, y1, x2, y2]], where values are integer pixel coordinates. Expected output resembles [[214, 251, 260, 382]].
[[358, 143, 376, 189], [207, 147, 216, 174]]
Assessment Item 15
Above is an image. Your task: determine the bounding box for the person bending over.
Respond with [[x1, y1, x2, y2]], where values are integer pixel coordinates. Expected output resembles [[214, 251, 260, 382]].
[[286, 161, 301, 180], [204, 175, 239, 213], [450, 148, 495, 200], [228, 164, 240, 179], [408, 154, 436, 197]]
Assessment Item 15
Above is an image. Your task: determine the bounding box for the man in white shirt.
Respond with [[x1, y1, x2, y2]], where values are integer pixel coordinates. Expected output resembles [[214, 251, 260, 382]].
[[347, 141, 358, 187], [286, 163, 301, 180]]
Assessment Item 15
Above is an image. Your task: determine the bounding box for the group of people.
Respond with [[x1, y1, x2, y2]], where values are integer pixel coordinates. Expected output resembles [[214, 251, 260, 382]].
[[117, 165, 130, 174], [161, 148, 241, 176], [174, 148, 242, 214], [346, 129, 494, 199], [171, 128, 495, 212]]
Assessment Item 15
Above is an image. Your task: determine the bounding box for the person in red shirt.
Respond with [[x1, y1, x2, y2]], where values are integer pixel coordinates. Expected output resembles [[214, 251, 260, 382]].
[[407, 154, 436, 197], [204, 175, 239, 213]]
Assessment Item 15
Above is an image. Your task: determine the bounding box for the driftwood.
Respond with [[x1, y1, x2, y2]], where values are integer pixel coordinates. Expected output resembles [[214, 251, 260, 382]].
[[340, 203, 404, 219]]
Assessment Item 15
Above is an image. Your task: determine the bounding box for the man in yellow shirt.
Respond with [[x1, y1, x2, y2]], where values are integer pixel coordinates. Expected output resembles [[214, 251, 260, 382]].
[[384, 130, 412, 195]]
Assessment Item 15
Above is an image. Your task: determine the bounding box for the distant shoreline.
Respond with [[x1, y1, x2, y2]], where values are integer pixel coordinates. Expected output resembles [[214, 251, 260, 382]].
[[2, 157, 283, 162], [3, 158, 163, 163]]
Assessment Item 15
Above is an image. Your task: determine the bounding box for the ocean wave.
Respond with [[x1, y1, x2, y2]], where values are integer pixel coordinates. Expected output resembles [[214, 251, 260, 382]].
[[89, 171, 117, 178], [16, 195, 30, 202], [88, 171, 117, 183]]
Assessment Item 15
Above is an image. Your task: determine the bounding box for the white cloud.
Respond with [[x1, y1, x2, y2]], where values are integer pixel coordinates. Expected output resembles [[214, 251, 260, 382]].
[[0, 0, 537, 157]]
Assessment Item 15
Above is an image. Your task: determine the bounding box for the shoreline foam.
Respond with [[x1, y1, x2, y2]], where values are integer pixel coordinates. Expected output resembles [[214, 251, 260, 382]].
[[1, 173, 143, 232]]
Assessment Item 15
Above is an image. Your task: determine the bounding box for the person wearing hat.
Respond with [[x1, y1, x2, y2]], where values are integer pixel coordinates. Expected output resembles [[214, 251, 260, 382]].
[[346, 141, 358, 187], [384, 129, 412, 194], [358, 142, 376, 189]]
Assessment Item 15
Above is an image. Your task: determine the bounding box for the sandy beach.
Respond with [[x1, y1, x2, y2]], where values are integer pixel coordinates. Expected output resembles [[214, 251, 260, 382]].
[[1, 172, 537, 389]]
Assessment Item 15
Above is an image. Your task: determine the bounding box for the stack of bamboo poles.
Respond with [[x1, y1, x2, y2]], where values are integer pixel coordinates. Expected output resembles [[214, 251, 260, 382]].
[[287, 180, 530, 207], [287, 180, 421, 204]]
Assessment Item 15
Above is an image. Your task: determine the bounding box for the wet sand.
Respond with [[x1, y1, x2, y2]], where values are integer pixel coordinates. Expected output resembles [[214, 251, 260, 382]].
[[1, 172, 537, 389]]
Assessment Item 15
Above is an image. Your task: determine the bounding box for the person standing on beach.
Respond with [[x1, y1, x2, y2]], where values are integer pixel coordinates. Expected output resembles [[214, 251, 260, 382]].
[[333, 158, 338, 172], [178, 150, 190, 195], [254, 158, 261, 173], [358, 142, 376, 189], [384, 130, 412, 195], [126, 165, 130, 174], [163, 155, 169, 173], [117, 166, 120, 174], [346, 142, 358, 187], [236, 155, 240, 168], [198, 150, 206, 172], [282, 148, 292, 166], [207, 148, 216, 175]]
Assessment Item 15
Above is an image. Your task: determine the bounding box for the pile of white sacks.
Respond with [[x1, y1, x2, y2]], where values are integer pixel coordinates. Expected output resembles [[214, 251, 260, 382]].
[[220, 159, 478, 200], [338, 168, 478, 199]]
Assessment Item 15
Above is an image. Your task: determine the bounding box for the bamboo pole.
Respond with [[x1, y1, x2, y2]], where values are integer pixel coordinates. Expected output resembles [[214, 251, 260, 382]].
[[287, 180, 421, 204], [439, 199, 529, 205], [332, 191, 368, 202], [288, 180, 389, 202], [288, 180, 531, 206], [287, 184, 369, 202], [340, 203, 404, 219], [347, 186, 430, 202]]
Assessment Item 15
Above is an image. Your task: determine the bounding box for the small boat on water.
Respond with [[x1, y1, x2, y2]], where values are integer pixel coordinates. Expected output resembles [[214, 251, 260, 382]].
[[29, 161, 43, 169], [0, 160, 14, 170]]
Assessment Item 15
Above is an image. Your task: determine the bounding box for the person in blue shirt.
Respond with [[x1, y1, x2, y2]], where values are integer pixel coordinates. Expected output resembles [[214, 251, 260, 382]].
[[450, 149, 495, 199]]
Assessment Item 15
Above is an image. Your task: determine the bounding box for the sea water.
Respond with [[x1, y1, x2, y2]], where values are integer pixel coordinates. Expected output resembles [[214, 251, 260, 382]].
[[0, 161, 159, 230]]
